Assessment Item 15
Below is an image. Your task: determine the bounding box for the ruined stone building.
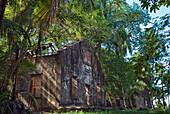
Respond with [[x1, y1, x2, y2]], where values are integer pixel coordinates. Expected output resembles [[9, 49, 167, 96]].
[[110, 86, 152, 109], [17, 39, 106, 111]]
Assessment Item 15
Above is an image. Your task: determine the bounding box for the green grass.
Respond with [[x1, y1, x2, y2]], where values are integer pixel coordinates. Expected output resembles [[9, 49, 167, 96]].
[[50, 109, 170, 114]]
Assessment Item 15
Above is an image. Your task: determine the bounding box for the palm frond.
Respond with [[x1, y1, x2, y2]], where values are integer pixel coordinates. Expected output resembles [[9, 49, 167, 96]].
[[19, 92, 39, 111], [1, 19, 31, 46]]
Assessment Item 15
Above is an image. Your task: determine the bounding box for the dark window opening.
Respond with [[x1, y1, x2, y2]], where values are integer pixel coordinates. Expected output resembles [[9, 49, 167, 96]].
[[83, 49, 91, 65], [97, 83, 100, 100], [85, 84, 90, 105], [30, 76, 41, 98], [72, 76, 77, 97]]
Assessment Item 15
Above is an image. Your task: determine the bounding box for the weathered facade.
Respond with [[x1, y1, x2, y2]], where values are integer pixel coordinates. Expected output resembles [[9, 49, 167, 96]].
[[17, 39, 106, 111]]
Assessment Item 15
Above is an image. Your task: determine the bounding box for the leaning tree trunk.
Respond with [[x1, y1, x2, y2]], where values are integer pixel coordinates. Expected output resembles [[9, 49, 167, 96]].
[[11, 44, 19, 101], [0, 0, 7, 32], [122, 86, 127, 109], [108, 93, 113, 107]]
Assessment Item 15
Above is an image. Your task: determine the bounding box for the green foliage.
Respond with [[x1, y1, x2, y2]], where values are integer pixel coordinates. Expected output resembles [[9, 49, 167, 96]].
[[100, 49, 133, 101], [18, 60, 36, 74], [1, 19, 31, 46], [0, 91, 39, 113], [0, 18, 32, 92], [0, 0, 169, 111], [0, 92, 8, 105], [156, 100, 166, 110], [139, 0, 170, 12], [0, 92, 13, 114], [19, 92, 39, 111], [130, 13, 169, 109]]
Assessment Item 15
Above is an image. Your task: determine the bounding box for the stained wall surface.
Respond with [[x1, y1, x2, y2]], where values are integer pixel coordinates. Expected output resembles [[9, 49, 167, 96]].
[[36, 54, 62, 110], [60, 39, 106, 106], [17, 39, 106, 111]]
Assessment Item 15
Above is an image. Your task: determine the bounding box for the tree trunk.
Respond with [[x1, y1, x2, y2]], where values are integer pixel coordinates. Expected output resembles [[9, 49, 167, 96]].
[[35, 25, 42, 63], [168, 83, 169, 109], [2, 30, 13, 91], [97, 42, 101, 59], [150, 72, 153, 109], [0, 0, 7, 32], [11, 44, 19, 101], [108, 93, 113, 107], [122, 86, 127, 109], [162, 83, 166, 110], [149, 65, 154, 109]]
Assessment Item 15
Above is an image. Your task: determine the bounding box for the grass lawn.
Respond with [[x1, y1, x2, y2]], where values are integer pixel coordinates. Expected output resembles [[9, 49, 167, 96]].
[[50, 109, 170, 114]]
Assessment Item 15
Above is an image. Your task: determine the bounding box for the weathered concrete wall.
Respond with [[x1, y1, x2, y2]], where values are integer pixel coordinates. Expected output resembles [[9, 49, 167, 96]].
[[60, 42, 82, 105], [16, 72, 31, 108], [17, 39, 106, 111], [60, 39, 106, 106], [37, 54, 61, 110], [18, 54, 62, 111]]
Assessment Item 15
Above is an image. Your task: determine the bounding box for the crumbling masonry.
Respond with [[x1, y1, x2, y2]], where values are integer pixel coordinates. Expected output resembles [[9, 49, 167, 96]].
[[17, 39, 106, 111]]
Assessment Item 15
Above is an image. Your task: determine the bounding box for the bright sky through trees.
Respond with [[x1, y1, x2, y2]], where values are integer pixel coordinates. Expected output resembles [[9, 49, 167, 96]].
[[127, 0, 170, 107], [127, 0, 170, 17], [126, 0, 170, 58]]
